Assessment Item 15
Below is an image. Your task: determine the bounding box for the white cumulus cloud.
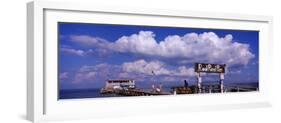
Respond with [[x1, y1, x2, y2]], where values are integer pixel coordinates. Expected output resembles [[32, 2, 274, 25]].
[[114, 31, 159, 55], [122, 59, 195, 77], [73, 64, 121, 83], [69, 35, 112, 48], [73, 71, 96, 83], [60, 47, 95, 57], [122, 59, 170, 75], [59, 72, 68, 80], [114, 31, 254, 66], [61, 47, 86, 56], [68, 31, 255, 66]]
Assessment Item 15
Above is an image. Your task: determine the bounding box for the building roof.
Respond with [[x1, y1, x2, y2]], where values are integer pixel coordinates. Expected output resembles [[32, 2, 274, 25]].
[[107, 79, 135, 83]]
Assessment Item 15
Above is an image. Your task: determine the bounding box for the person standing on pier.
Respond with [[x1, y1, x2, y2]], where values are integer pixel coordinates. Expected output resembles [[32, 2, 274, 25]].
[[184, 80, 189, 88]]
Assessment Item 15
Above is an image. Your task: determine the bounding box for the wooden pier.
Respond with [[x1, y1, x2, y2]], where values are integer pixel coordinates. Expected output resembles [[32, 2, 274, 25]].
[[101, 88, 172, 96], [100, 85, 258, 97]]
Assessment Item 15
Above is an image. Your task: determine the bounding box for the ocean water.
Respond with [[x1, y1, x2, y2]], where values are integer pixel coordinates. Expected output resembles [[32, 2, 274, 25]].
[[59, 87, 172, 99], [59, 89, 110, 99], [59, 82, 258, 99]]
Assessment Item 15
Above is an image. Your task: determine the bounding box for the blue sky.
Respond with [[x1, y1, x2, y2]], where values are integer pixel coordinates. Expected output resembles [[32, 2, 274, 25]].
[[58, 22, 259, 90]]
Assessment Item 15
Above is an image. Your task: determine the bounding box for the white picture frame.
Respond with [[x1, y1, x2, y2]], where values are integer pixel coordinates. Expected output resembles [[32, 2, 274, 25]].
[[27, 0, 273, 122]]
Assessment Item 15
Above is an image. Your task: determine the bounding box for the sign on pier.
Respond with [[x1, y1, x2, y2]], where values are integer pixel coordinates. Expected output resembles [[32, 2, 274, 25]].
[[195, 63, 226, 73], [194, 63, 226, 93]]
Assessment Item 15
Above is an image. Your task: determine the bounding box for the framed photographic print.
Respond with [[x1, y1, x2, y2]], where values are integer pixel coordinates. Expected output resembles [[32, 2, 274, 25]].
[[57, 23, 258, 99], [27, 0, 273, 122]]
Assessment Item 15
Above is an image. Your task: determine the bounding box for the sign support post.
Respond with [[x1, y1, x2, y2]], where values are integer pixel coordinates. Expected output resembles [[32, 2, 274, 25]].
[[220, 73, 224, 93], [197, 72, 202, 93]]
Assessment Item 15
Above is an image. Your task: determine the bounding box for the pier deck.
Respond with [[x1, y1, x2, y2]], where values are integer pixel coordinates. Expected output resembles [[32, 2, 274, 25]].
[[101, 88, 172, 96]]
